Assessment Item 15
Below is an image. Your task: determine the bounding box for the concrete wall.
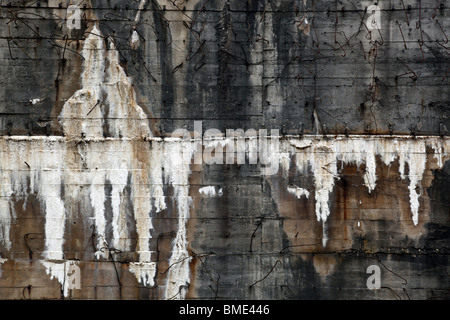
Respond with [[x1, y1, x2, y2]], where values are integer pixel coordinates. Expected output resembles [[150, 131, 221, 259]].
[[0, 0, 448, 300]]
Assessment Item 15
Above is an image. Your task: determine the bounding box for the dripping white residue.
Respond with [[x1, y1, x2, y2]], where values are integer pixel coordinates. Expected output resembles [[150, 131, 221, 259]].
[[163, 139, 194, 300], [109, 158, 131, 252], [0, 19, 194, 299], [35, 141, 66, 262], [363, 141, 377, 193], [59, 25, 105, 139], [150, 143, 167, 214], [60, 22, 189, 292], [153, 186, 167, 212], [40, 168, 66, 261], [0, 140, 19, 252], [0, 132, 448, 296], [310, 144, 338, 223], [104, 40, 152, 139], [57, 22, 156, 291], [41, 260, 80, 297], [287, 185, 310, 199], [322, 222, 328, 248], [0, 25, 448, 295], [129, 261, 156, 287], [128, 144, 155, 286], [59, 24, 151, 140], [405, 142, 426, 226], [279, 152, 291, 176], [0, 2, 446, 299], [282, 136, 449, 245], [199, 186, 223, 197], [88, 152, 107, 259]]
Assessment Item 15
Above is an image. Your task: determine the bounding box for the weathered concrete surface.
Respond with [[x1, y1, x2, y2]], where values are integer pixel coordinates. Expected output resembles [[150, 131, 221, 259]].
[[0, 0, 449, 300]]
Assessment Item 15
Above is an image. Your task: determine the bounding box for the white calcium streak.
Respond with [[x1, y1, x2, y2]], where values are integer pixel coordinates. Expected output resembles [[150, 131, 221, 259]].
[[130, 0, 147, 49], [41, 260, 79, 297], [40, 168, 65, 261], [0, 138, 72, 290], [163, 139, 193, 300], [0, 141, 14, 251], [0, 134, 448, 295], [61, 24, 189, 292], [0, 136, 190, 294], [130, 30, 140, 49], [310, 145, 337, 223], [134, 0, 148, 23], [58, 24, 159, 286], [284, 137, 449, 236], [0, 197, 13, 251], [89, 151, 108, 259], [0, 20, 194, 298], [363, 141, 377, 193], [0, 139, 67, 261], [150, 143, 166, 213], [396, 140, 427, 226], [59, 25, 105, 140], [104, 41, 151, 139], [109, 156, 131, 251], [129, 143, 157, 287]]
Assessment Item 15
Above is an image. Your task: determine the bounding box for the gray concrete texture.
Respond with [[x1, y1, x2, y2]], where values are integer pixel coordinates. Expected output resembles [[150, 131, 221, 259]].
[[0, 0, 448, 300]]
